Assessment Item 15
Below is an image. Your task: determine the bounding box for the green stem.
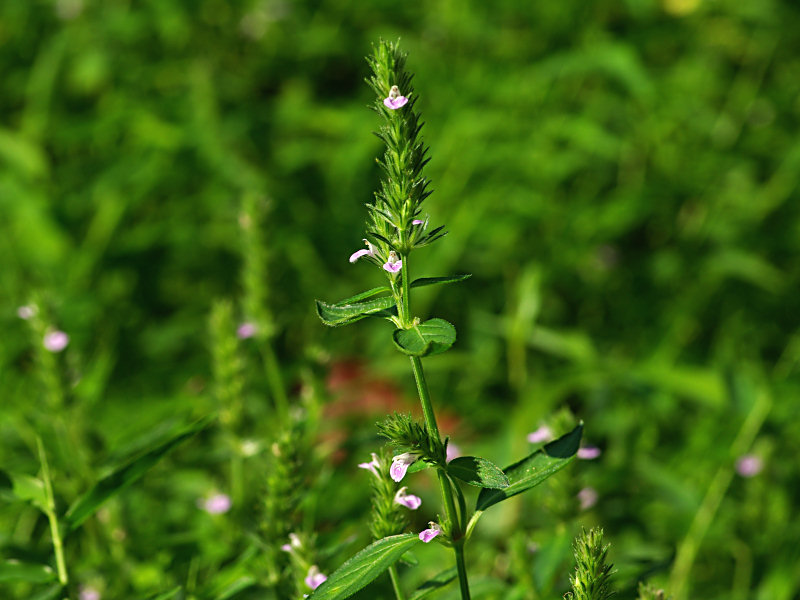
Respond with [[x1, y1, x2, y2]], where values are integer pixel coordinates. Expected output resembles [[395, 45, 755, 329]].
[[37, 437, 68, 587], [388, 565, 406, 600], [409, 356, 471, 600], [261, 342, 289, 423], [400, 253, 411, 326]]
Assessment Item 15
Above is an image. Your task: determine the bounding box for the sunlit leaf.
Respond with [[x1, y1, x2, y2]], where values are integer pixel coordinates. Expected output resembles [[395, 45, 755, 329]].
[[392, 318, 456, 356]]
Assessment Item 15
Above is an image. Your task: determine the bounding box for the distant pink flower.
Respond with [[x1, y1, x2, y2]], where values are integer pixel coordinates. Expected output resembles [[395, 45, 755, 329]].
[[43, 330, 69, 353], [390, 452, 418, 482], [578, 487, 598, 510], [383, 85, 408, 110], [237, 322, 257, 339], [201, 493, 231, 514], [17, 305, 37, 320], [394, 487, 422, 510], [736, 454, 763, 478], [419, 522, 442, 543], [527, 425, 553, 444], [578, 446, 601, 460], [412, 219, 425, 225], [383, 251, 402, 273], [79, 586, 101, 600], [358, 452, 381, 477], [446, 442, 461, 463], [305, 565, 327, 590], [350, 240, 376, 263], [281, 532, 302, 552]]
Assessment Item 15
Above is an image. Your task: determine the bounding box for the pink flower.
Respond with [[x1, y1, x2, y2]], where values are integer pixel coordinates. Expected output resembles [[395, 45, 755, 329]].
[[201, 493, 232, 514], [578, 487, 598, 510], [412, 219, 425, 225], [43, 330, 69, 353], [383, 85, 409, 110], [305, 565, 327, 590], [527, 425, 553, 444], [389, 452, 418, 482], [237, 322, 257, 339], [736, 454, 763, 478], [358, 452, 381, 477], [350, 239, 376, 263], [419, 522, 442, 543], [446, 442, 461, 463], [577, 446, 601, 460], [393, 486, 422, 510], [17, 305, 37, 320], [79, 586, 101, 600], [383, 251, 402, 274], [281, 532, 302, 553]]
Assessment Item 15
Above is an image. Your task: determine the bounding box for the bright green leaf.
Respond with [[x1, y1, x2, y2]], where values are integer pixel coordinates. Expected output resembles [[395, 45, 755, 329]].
[[0, 560, 56, 583], [409, 567, 458, 599], [65, 416, 214, 531], [476, 423, 583, 511], [392, 318, 456, 357], [308, 534, 421, 600], [410, 274, 471, 288], [315, 295, 396, 327], [2, 472, 47, 510], [448, 456, 509, 489], [30, 584, 64, 600]]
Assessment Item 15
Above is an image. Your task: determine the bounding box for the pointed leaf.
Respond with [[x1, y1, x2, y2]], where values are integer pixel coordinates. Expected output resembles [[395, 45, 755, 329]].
[[410, 274, 471, 289], [448, 457, 509, 489], [335, 287, 391, 304], [409, 567, 458, 600], [392, 318, 456, 357], [476, 423, 583, 511], [0, 560, 56, 583], [308, 534, 421, 600], [316, 296, 396, 327], [65, 416, 214, 531], [1, 472, 47, 510]]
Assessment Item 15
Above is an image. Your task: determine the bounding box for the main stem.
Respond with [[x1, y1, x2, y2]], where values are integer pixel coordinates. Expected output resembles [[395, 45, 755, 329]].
[[409, 356, 471, 600], [388, 565, 407, 600], [37, 438, 68, 587]]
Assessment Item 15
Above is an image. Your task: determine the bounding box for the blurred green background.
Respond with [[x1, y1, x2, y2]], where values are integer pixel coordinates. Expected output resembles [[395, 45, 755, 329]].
[[2, 0, 800, 599]]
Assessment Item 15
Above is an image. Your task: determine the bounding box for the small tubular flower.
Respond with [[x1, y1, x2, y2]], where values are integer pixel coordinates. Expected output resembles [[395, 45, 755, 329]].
[[389, 452, 418, 482], [383, 85, 408, 110], [383, 251, 402, 273], [527, 425, 553, 444], [393, 486, 422, 510], [305, 565, 327, 590], [358, 452, 381, 477], [419, 522, 442, 543]]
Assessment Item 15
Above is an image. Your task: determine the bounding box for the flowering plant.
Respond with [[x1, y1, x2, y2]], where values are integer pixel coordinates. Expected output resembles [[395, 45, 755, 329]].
[[314, 40, 583, 600]]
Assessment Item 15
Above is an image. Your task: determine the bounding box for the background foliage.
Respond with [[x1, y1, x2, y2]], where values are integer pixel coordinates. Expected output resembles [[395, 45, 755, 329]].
[[2, 0, 799, 599]]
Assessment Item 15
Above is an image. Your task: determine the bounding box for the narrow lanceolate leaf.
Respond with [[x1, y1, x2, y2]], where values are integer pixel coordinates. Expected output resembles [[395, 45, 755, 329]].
[[476, 423, 583, 511], [409, 567, 458, 599], [315, 295, 396, 327], [0, 560, 56, 583], [410, 274, 472, 289], [65, 416, 214, 531], [448, 456, 509, 489], [308, 534, 421, 600], [392, 318, 456, 357]]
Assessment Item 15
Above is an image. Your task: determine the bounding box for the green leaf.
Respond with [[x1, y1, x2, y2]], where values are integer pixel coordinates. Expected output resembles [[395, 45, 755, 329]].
[[476, 423, 583, 511], [308, 534, 421, 600], [2, 472, 47, 510], [335, 287, 391, 304], [410, 274, 471, 288], [407, 460, 432, 475], [392, 318, 456, 357], [65, 416, 214, 531], [0, 560, 56, 583], [30, 584, 64, 600], [448, 456, 509, 489], [409, 567, 458, 599], [315, 295, 396, 327], [142, 588, 182, 600]]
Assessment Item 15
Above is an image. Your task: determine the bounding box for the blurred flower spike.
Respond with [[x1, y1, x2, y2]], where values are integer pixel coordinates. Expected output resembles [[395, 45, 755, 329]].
[[394, 486, 422, 510], [384, 85, 408, 110], [383, 251, 402, 274], [390, 452, 419, 482], [17, 304, 38, 320], [305, 565, 327, 590], [419, 522, 442, 543], [358, 452, 381, 477], [43, 330, 69, 353], [527, 425, 553, 444], [201, 493, 231, 514], [236, 322, 257, 339], [578, 487, 598, 510], [577, 446, 601, 460], [79, 586, 101, 600], [280, 532, 302, 552], [736, 454, 763, 477]]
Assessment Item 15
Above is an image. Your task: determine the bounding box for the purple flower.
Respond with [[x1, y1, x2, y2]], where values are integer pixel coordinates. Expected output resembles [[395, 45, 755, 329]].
[[578, 487, 598, 510], [446, 442, 461, 463], [201, 493, 232, 514], [736, 454, 763, 478], [237, 322, 257, 339], [17, 304, 37, 320], [394, 486, 422, 510], [43, 330, 69, 353], [383, 85, 409, 110], [358, 452, 381, 477], [305, 565, 327, 590], [79, 586, 101, 600], [419, 522, 442, 543], [281, 532, 302, 552], [412, 219, 425, 225], [383, 251, 402, 274], [350, 240, 376, 263], [577, 446, 601, 460], [390, 452, 418, 482], [527, 425, 553, 444]]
